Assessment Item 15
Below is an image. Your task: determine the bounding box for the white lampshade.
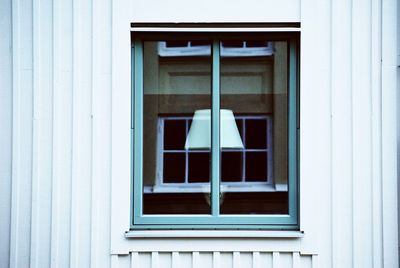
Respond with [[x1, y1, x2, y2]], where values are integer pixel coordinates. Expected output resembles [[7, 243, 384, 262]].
[[184, 109, 244, 149]]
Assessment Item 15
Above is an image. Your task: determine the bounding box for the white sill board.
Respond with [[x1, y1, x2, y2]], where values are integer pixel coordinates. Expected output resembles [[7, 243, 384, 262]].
[[125, 230, 304, 238]]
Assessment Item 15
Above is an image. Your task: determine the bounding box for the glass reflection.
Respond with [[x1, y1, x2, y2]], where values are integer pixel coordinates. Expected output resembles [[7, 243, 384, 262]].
[[220, 41, 289, 214], [143, 40, 212, 214]]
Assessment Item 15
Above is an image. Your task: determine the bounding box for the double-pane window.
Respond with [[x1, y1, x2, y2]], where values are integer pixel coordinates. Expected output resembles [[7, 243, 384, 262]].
[[132, 32, 299, 229]]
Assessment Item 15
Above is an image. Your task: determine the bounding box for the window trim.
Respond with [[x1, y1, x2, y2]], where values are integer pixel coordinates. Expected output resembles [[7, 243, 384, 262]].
[[131, 32, 299, 229]]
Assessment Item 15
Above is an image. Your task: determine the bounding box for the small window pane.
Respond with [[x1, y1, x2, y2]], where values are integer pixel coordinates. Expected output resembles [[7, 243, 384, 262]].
[[221, 151, 242, 182], [246, 152, 267, 181], [164, 120, 186, 150], [246, 119, 267, 149], [163, 153, 185, 183], [188, 152, 210, 183]]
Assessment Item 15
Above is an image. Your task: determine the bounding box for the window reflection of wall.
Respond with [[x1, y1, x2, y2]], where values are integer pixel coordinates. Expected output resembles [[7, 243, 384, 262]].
[[143, 41, 288, 190]]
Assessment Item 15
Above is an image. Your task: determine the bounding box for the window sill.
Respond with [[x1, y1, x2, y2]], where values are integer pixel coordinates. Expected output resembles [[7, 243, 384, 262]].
[[125, 230, 304, 238]]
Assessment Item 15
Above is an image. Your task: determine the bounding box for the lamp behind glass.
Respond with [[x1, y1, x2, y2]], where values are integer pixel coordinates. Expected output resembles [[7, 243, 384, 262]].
[[184, 109, 244, 150]]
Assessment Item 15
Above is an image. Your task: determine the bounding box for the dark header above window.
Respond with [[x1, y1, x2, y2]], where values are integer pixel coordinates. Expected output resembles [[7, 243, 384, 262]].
[[131, 22, 301, 29]]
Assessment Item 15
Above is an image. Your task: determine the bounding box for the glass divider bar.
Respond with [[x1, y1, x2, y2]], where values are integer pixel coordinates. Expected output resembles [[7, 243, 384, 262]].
[[211, 40, 221, 216], [134, 40, 144, 218]]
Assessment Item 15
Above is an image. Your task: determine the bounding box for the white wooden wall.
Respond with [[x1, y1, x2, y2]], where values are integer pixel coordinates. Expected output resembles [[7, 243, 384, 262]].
[[0, 0, 398, 267]]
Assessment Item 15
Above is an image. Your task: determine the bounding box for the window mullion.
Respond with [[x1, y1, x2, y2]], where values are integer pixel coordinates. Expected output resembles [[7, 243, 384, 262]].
[[211, 40, 221, 216]]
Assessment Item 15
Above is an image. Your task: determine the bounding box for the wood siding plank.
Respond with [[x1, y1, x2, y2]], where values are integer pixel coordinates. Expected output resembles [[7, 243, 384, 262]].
[[351, 0, 374, 266], [90, 0, 112, 266], [30, 0, 54, 266], [0, 0, 13, 267], [381, 0, 399, 266], [331, 0, 354, 266], [272, 252, 280, 268], [9, 0, 34, 267], [300, 0, 332, 263], [213, 252, 220, 268], [371, 0, 384, 266], [233, 252, 241, 268], [69, 0, 93, 266], [50, 0, 73, 266]]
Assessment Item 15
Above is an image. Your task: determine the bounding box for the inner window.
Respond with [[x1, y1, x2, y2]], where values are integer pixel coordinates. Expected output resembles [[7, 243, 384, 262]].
[[146, 114, 272, 189]]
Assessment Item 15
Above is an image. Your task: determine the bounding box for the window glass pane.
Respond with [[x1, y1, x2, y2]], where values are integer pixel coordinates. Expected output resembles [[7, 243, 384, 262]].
[[188, 152, 210, 183], [163, 153, 185, 183], [221, 151, 242, 182], [143, 40, 211, 214], [164, 120, 186, 150], [220, 40, 288, 214], [246, 119, 267, 149]]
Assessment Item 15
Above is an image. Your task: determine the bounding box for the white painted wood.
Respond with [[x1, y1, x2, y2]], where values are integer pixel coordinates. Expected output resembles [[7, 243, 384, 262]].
[[125, 230, 304, 238], [69, 0, 93, 266], [292, 252, 300, 268], [151, 252, 159, 268], [50, 0, 73, 266], [113, 238, 301, 252], [213, 252, 220, 268], [351, 0, 374, 266], [311, 255, 318, 268], [111, 254, 120, 268], [9, 0, 34, 267], [192, 251, 200, 268], [272, 252, 280, 268], [110, 0, 133, 255], [116, 252, 317, 268], [299, 0, 332, 261], [30, 0, 54, 267], [90, 0, 112, 266], [330, 0, 354, 267], [252, 252, 260, 268], [172, 252, 180, 268], [232, 252, 240, 268], [381, 0, 399, 267], [131, 0, 299, 23], [219, 252, 232, 268], [370, 0, 384, 267], [0, 0, 13, 267], [130, 252, 139, 268]]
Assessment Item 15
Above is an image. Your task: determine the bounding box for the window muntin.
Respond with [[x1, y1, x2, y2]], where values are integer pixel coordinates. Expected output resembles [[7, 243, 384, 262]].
[[132, 33, 299, 228]]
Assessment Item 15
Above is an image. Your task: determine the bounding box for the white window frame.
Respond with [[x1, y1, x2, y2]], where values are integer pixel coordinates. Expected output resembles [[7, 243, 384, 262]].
[[158, 41, 274, 57], [144, 114, 287, 193]]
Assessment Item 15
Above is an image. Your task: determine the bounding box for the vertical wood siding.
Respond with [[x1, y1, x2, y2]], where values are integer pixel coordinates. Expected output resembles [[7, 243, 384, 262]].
[[109, 251, 317, 268], [0, 0, 13, 267], [0, 0, 397, 267]]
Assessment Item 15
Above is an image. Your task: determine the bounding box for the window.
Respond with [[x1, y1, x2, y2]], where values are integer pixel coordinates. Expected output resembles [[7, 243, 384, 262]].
[[131, 31, 299, 229]]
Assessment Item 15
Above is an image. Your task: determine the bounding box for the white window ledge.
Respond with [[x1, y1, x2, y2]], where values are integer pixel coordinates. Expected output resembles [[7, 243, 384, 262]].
[[125, 230, 304, 238]]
